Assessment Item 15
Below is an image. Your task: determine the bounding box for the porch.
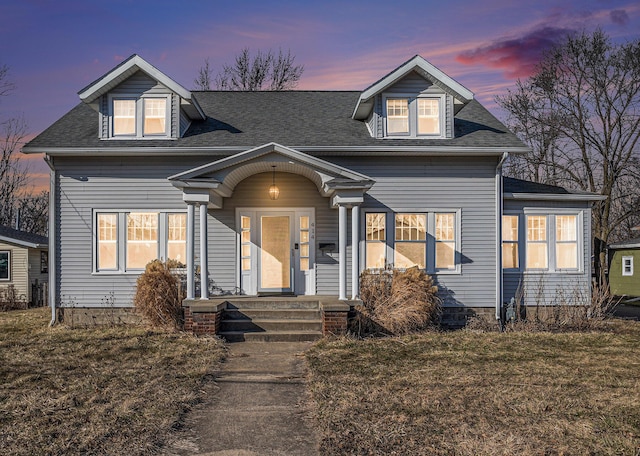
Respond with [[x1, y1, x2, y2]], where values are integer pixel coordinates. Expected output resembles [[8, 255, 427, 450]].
[[183, 295, 352, 340]]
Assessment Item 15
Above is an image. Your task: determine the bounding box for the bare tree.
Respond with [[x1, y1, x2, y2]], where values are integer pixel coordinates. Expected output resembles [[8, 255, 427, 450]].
[[212, 48, 304, 91], [193, 58, 213, 90], [0, 65, 45, 234], [497, 30, 640, 279]]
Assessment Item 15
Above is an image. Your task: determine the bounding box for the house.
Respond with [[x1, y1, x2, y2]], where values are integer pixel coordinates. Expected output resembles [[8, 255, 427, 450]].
[[0, 225, 48, 307], [23, 54, 603, 336], [608, 238, 640, 297]]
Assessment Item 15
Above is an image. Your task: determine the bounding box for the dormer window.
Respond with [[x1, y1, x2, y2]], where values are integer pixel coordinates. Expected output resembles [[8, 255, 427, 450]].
[[384, 95, 445, 139], [109, 95, 170, 138]]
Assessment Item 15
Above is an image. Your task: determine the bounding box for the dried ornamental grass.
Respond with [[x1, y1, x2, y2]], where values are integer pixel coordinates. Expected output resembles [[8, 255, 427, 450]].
[[354, 267, 441, 336], [133, 259, 185, 329]]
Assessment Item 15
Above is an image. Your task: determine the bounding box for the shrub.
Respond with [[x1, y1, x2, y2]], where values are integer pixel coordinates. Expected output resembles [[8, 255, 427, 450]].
[[133, 259, 185, 329], [352, 267, 441, 336], [0, 285, 28, 312]]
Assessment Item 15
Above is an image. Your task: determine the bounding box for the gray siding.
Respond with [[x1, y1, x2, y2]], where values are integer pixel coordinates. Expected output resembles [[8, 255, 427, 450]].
[[333, 156, 499, 308], [502, 200, 592, 307], [54, 156, 207, 307]]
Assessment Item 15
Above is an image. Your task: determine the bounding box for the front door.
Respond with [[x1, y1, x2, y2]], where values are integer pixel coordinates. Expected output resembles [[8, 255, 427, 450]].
[[237, 208, 315, 295]]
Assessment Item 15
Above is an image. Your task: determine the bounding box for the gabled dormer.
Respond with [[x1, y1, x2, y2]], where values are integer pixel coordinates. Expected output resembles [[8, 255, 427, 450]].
[[352, 55, 474, 140], [77, 55, 205, 140]]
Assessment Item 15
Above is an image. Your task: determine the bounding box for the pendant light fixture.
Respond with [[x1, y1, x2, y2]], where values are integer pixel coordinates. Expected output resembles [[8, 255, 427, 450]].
[[268, 165, 280, 200]]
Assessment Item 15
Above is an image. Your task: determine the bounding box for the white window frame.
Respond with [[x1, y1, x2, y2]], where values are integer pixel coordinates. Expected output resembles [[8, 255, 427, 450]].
[[555, 214, 579, 271], [504, 211, 584, 274], [362, 209, 461, 274], [382, 93, 446, 139], [502, 214, 520, 270], [93, 210, 187, 274], [0, 250, 10, 281], [108, 94, 171, 139], [622, 256, 634, 276], [394, 213, 428, 269]]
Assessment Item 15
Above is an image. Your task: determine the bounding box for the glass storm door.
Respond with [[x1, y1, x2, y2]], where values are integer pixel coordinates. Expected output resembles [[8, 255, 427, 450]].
[[259, 214, 293, 293]]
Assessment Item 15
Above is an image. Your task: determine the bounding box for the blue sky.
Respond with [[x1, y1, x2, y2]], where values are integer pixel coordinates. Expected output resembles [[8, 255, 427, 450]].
[[1, 0, 639, 189]]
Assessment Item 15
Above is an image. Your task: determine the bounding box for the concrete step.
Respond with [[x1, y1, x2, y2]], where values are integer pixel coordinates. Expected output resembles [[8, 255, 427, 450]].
[[220, 318, 322, 332], [225, 300, 320, 310], [224, 309, 321, 320], [218, 330, 323, 342]]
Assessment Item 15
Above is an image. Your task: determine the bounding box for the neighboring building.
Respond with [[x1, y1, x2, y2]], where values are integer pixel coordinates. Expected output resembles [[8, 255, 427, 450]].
[[608, 239, 640, 297], [23, 54, 603, 333], [0, 225, 48, 306]]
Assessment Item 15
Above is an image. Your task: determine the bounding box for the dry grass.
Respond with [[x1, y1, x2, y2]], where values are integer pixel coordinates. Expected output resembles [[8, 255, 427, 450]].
[[306, 320, 640, 455], [0, 307, 225, 455]]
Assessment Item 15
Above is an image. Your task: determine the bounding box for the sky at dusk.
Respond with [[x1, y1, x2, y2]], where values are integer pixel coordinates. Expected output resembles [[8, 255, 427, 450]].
[[1, 0, 639, 191]]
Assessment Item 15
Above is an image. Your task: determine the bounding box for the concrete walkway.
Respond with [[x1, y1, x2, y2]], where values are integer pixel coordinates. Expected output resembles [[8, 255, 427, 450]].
[[165, 342, 319, 456]]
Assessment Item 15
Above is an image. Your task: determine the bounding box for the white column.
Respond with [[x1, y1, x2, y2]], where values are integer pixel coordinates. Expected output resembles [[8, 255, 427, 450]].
[[186, 203, 195, 299], [338, 204, 347, 300], [351, 205, 359, 300], [199, 203, 209, 299]]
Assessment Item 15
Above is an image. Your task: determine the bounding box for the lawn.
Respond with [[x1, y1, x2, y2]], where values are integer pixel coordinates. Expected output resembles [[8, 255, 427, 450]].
[[306, 321, 640, 455], [0, 307, 225, 455]]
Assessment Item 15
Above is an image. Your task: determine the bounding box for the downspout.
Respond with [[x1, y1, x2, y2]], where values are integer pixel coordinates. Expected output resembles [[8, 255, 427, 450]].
[[44, 155, 56, 326], [495, 152, 508, 322]]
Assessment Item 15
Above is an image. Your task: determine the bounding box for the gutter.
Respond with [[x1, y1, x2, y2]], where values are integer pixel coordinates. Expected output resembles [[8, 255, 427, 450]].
[[44, 156, 56, 326], [495, 152, 508, 322]]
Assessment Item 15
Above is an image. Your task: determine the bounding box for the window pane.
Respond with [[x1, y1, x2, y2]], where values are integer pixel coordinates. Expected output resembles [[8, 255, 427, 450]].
[[502, 243, 519, 269], [435, 213, 454, 241], [502, 216, 518, 241], [556, 215, 577, 241], [97, 214, 117, 270], [126, 213, 158, 269], [300, 244, 309, 257], [366, 242, 386, 269], [556, 244, 577, 269], [144, 98, 166, 135], [526, 243, 548, 269], [366, 213, 385, 241], [0, 251, 9, 280], [300, 216, 309, 230], [527, 216, 547, 241], [418, 99, 440, 135], [300, 258, 309, 271], [113, 99, 135, 135], [395, 242, 425, 269], [395, 214, 426, 240], [436, 242, 455, 270], [387, 99, 409, 134]]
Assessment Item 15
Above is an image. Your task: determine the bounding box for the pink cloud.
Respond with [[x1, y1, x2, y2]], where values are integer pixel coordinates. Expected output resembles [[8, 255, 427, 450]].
[[456, 26, 573, 79]]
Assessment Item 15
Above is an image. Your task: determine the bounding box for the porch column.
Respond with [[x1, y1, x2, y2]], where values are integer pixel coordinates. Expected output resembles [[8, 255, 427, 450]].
[[339, 204, 347, 300], [186, 203, 196, 299], [351, 205, 360, 300], [199, 203, 209, 299]]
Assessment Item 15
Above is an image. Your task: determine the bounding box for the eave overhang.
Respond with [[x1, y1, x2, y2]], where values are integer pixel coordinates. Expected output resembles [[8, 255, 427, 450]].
[[504, 192, 606, 202], [0, 235, 48, 249], [23, 145, 531, 156]]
